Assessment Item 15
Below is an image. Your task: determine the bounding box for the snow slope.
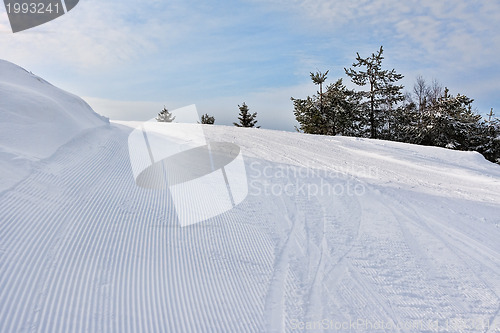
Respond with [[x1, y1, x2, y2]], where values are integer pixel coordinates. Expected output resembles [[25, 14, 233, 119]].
[[0, 64, 499, 332], [0, 60, 107, 191]]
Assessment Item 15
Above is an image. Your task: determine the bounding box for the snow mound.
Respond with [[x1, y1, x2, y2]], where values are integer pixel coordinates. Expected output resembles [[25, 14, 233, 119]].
[[0, 60, 107, 190], [0, 64, 499, 332], [0, 120, 499, 331]]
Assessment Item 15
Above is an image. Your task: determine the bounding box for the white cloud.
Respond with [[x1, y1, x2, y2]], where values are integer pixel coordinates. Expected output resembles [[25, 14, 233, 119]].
[[250, 0, 500, 115], [0, 0, 176, 70], [2, 0, 497, 123], [255, 0, 500, 70]]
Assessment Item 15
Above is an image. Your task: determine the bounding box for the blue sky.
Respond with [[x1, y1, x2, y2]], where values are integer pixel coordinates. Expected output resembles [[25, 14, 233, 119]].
[[1, 0, 499, 130]]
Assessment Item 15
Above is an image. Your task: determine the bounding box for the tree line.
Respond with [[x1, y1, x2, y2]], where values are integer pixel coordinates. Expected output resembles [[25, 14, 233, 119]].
[[155, 46, 499, 164], [292, 46, 500, 164], [156, 103, 259, 127]]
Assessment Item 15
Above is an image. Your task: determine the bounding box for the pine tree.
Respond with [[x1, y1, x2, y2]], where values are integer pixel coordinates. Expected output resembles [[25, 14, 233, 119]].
[[200, 114, 215, 124], [417, 88, 482, 150], [291, 95, 323, 134], [487, 108, 495, 125], [233, 103, 259, 128], [310, 70, 329, 116], [156, 106, 176, 122], [292, 77, 360, 136], [323, 78, 361, 136], [404, 77, 443, 133], [391, 100, 421, 143], [401, 79, 499, 162], [345, 46, 404, 139], [475, 109, 500, 164]]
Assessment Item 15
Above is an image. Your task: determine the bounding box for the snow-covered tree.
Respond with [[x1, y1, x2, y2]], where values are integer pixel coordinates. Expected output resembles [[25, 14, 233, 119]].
[[234, 103, 259, 128], [475, 109, 500, 164], [156, 107, 175, 122], [415, 88, 482, 150]]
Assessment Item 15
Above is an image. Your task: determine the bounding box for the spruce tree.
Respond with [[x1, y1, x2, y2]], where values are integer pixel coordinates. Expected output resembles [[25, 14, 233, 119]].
[[291, 96, 323, 134], [417, 88, 482, 150], [200, 114, 215, 124], [402, 79, 499, 162], [345, 46, 404, 139], [392, 100, 421, 143], [156, 106, 176, 122], [233, 103, 259, 128], [472, 109, 500, 164]]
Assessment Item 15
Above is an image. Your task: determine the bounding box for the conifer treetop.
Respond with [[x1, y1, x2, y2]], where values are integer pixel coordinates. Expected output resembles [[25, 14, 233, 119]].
[[233, 102, 259, 128]]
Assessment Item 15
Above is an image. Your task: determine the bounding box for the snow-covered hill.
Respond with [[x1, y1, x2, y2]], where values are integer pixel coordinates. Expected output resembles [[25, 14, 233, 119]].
[[0, 62, 499, 332], [0, 60, 107, 191]]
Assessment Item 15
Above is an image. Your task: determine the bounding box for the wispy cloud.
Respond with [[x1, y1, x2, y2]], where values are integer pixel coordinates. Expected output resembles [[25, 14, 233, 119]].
[[256, 0, 500, 69], [252, 0, 499, 114], [0, 0, 178, 70], [1, 0, 498, 127]]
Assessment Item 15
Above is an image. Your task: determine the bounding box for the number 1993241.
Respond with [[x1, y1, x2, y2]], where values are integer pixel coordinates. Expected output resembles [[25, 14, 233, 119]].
[[5, 2, 61, 14]]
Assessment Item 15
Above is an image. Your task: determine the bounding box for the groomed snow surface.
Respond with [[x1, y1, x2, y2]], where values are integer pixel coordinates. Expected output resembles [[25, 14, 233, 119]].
[[1, 60, 499, 332]]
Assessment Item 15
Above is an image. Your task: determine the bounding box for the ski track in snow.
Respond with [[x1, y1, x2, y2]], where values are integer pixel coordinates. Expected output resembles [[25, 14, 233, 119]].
[[0, 123, 499, 332]]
